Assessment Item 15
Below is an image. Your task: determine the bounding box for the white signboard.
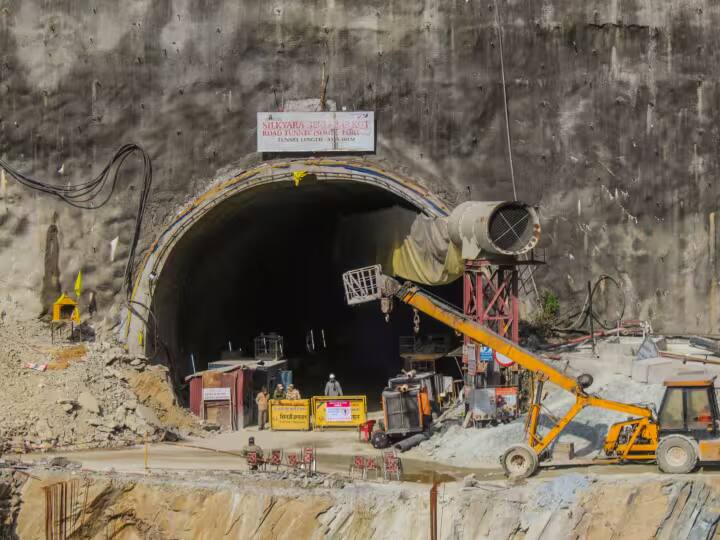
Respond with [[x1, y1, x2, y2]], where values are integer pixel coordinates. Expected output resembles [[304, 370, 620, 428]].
[[325, 400, 352, 422], [257, 111, 375, 152], [203, 387, 231, 401]]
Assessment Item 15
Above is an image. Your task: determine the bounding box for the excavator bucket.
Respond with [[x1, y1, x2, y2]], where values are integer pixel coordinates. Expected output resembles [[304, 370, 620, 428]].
[[342, 265, 383, 305]]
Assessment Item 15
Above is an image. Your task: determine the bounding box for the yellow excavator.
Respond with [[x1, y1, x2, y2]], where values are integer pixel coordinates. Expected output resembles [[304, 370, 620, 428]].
[[342, 265, 720, 478]]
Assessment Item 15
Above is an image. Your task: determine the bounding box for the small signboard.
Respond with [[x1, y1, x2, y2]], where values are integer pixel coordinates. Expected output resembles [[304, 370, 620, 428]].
[[257, 111, 375, 152], [480, 345, 495, 362], [202, 387, 231, 401], [312, 395, 367, 429], [467, 355, 477, 376], [326, 400, 352, 422], [495, 387, 518, 418], [269, 399, 311, 430]]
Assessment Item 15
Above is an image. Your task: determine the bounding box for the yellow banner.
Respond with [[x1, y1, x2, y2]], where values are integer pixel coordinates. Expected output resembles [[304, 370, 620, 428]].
[[312, 395, 367, 429], [269, 399, 311, 431]]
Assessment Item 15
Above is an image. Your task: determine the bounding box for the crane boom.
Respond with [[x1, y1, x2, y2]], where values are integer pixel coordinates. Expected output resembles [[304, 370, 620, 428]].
[[341, 265, 659, 476], [397, 283, 652, 419]]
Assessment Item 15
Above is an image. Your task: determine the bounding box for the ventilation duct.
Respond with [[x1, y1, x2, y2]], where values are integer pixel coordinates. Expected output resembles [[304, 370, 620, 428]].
[[448, 201, 541, 259]]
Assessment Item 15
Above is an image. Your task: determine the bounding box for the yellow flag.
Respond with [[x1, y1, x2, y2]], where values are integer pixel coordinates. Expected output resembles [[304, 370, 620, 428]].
[[292, 170, 308, 187], [74, 271, 82, 298]]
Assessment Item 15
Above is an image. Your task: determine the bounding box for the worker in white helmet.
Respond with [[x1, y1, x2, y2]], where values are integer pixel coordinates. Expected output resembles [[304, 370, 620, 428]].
[[324, 373, 343, 396]]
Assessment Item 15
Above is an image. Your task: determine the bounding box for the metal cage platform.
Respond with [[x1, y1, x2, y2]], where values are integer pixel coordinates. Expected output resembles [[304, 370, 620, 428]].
[[342, 265, 382, 305]]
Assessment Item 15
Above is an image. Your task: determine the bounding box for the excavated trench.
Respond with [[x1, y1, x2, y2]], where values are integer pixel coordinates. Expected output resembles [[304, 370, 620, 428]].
[[10, 470, 720, 538], [150, 179, 460, 399]]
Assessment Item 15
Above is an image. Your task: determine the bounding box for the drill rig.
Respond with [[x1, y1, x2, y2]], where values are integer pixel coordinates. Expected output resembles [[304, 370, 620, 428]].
[[343, 265, 720, 477]]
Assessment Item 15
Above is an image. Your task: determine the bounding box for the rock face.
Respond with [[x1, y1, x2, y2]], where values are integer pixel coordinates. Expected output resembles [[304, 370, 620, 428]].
[[12, 471, 720, 539], [0, 1, 718, 334], [0, 471, 26, 536]]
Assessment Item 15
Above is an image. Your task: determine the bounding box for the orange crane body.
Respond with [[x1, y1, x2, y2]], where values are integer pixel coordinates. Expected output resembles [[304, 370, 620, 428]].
[[342, 265, 720, 477]]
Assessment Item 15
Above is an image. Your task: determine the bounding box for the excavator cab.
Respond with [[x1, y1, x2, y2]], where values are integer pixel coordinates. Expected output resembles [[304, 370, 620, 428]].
[[655, 377, 720, 473]]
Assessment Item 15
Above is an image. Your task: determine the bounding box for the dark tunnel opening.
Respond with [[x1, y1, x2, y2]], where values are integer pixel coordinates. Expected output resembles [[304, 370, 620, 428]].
[[150, 179, 462, 410]]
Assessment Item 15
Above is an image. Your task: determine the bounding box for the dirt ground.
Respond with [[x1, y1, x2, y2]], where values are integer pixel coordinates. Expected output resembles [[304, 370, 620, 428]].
[[5, 317, 720, 537]]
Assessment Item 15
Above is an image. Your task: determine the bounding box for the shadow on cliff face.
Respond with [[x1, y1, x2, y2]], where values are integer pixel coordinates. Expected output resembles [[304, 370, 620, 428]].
[[149, 179, 460, 400], [40, 213, 61, 318]]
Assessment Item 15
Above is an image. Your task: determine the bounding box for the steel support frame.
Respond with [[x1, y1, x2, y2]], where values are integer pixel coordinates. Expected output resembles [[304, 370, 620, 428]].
[[462, 259, 519, 371]]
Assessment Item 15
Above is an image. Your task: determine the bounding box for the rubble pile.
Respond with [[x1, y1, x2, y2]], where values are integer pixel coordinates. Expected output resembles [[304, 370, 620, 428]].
[[413, 348, 666, 468], [0, 318, 198, 452]]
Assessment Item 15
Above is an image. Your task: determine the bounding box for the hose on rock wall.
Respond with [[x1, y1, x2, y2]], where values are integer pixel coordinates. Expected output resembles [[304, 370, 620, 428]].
[[0, 144, 153, 297], [552, 275, 626, 333]]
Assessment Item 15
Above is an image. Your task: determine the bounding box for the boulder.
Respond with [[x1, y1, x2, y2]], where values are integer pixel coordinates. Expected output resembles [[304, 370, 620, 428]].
[[135, 403, 160, 427], [635, 336, 668, 361], [78, 392, 101, 414], [463, 473, 480, 488], [631, 358, 672, 383], [632, 357, 709, 385]]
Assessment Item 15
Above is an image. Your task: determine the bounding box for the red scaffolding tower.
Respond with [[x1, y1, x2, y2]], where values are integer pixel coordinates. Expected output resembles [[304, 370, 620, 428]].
[[462, 252, 544, 382], [463, 259, 520, 381]]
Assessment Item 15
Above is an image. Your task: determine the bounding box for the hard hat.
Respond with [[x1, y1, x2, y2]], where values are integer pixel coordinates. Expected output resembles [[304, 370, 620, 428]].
[[329, 373, 335, 379]]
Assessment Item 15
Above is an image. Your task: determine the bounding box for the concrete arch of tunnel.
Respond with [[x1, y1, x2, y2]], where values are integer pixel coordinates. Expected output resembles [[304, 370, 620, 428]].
[[125, 159, 461, 400]]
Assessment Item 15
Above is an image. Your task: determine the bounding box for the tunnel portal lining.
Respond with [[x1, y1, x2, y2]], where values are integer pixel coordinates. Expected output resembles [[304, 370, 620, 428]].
[[124, 159, 450, 355]]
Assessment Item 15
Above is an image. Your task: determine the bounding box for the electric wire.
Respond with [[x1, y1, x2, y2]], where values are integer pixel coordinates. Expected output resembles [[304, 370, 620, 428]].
[[492, 0, 517, 202], [552, 275, 626, 333], [492, 0, 541, 303], [0, 144, 152, 297]]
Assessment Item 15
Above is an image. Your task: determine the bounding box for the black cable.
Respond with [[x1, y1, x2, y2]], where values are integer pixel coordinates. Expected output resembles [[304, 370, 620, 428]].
[[552, 275, 626, 332], [0, 144, 152, 296], [125, 299, 160, 354]]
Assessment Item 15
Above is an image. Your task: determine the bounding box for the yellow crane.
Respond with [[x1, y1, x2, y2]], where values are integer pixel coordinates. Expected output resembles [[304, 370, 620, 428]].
[[342, 266, 720, 477]]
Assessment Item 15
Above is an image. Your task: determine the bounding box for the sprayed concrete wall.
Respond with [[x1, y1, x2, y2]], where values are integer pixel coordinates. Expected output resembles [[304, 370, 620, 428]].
[[0, 0, 718, 333]]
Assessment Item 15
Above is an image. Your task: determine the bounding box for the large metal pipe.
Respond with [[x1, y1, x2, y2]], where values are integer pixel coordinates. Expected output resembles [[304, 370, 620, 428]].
[[448, 201, 541, 258], [394, 432, 429, 452]]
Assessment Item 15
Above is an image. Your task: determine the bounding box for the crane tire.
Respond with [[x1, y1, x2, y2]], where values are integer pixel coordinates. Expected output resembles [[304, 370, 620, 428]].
[[371, 430, 390, 449], [657, 435, 698, 474], [501, 444, 539, 479]]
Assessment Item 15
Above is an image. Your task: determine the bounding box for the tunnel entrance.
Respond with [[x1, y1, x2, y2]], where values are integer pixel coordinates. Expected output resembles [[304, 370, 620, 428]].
[[147, 170, 461, 407]]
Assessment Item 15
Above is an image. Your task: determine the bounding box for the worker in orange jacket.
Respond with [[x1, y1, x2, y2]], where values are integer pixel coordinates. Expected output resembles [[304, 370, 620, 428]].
[[419, 388, 432, 428]]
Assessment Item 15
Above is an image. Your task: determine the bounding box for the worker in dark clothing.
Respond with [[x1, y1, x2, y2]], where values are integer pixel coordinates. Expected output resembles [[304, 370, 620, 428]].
[[273, 383, 285, 400], [324, 373, 343, 396], [241, 436, 264, 470]]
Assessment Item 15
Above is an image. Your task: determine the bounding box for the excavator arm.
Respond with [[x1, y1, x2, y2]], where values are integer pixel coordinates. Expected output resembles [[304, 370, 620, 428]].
[[342, 266, 658, 476], [395, 284, 654, 453]]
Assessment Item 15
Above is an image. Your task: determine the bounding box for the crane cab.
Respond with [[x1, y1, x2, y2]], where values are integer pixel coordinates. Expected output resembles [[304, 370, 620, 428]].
[[656, 376, 720, 473]]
